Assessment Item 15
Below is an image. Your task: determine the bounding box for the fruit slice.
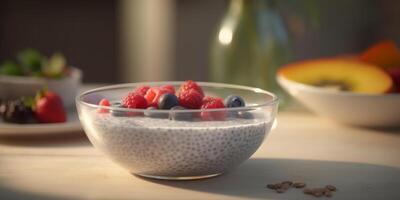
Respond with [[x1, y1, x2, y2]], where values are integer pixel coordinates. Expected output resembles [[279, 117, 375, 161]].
[[278, 58, 393, 94], [386, 67, 400, 93], [360, 40, 400, 69]]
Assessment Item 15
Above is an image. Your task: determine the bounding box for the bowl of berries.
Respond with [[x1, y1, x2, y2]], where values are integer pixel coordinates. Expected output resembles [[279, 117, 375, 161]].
[[0, 87, 79, 135], [76, 81, 278, 180], [0, 49, 82, 108]]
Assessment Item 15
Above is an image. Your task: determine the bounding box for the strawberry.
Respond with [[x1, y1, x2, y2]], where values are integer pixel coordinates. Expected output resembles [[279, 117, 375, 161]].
[[178, 89, 203, 109], [35, 91, 66, 123], [200, 96, 226, 120], [179, 80, 204, 97]]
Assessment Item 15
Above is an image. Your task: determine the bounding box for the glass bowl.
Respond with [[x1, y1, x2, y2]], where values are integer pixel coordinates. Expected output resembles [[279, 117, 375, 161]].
[[76, 82, 278, 180]]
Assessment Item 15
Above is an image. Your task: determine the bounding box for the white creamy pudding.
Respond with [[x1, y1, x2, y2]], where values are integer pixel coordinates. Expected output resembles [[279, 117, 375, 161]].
[[82, 111, 272, 178]]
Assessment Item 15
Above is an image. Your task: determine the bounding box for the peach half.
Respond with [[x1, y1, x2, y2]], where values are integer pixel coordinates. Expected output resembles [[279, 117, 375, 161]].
[[360, 40, 400, 69], [278, 58, 393, 94]]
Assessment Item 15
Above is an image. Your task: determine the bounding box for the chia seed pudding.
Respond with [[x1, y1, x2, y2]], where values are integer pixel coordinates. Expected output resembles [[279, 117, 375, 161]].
[[82, 111, 272, 179]]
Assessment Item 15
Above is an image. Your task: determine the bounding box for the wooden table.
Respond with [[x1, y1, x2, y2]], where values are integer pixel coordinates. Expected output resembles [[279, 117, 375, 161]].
[[0, 108, 400, 200]]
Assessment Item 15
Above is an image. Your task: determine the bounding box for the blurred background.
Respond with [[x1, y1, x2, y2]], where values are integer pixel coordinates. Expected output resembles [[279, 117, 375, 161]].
[[0, 0, 399, 84]]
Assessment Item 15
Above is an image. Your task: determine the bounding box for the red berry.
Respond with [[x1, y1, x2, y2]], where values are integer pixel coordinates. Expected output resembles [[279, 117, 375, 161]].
[[200, 96, 226, 120], [202, 96, 215, 104], [178, 89, 203, 109], [144, 88, 157, 105], [179, 80, 204, 97], [144, 87, 171, 107], [134, 85, 150, 96], [35, 91, 66, 123], [98, 98, 111, 113], [122, 92, 148, 109], [159, 84, 175, 94]]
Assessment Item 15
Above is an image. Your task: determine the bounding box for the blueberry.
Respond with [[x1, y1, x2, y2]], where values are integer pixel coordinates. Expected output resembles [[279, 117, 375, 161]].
[[238, 111, 254, 119], [224, 95, 245, 108], [144, 107, 168, 118], [110, 102, 126, 117], [158, 93, 179, 110], [169, 106, 193, 121], [111, 102, 122, 107], [2, 99, 35, 124]]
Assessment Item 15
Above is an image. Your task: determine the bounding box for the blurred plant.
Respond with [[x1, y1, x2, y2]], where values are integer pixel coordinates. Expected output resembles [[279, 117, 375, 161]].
[[0, 48, 67, 78]]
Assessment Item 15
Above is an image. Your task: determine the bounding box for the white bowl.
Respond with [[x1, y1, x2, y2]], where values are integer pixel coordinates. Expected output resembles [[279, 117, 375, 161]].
[[0, 67, 82, 108], [278, 76, 400, 128]]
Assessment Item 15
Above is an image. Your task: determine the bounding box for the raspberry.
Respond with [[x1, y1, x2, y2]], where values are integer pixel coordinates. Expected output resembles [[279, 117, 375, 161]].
[[202, 96, 215, 104], [178, 89, 203, 109], [122, 92, 148, 109], [200, 96, 226, 120], [201, 96, 225, 109], [144, 87, 171, 107], [98, 98, 111, 113], [179, 80, 204, 97], [133, 85, 150, 96], [159, 84, 175, 94]]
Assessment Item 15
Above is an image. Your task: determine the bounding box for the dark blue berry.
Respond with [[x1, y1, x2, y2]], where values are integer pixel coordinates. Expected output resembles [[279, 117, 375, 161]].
[[111, 102, 126, 117], [238, 111, 254, 119], [2, 99, 35, 123], [169, 106, 193, 121], [111, 102, 122, 107], [144, 107, 168, 118], [224, 95, 245, 108], [158, 93, 179, 110]]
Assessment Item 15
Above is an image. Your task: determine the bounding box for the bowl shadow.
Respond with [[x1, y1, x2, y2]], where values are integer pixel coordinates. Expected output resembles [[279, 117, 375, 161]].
[[0, 131, 91, 147], [141, 158, 400, 200]]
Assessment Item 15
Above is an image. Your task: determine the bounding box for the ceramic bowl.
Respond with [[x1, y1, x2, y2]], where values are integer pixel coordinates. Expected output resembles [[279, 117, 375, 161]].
[[278, 75, 400, 128], [0, 67, 82, 108]]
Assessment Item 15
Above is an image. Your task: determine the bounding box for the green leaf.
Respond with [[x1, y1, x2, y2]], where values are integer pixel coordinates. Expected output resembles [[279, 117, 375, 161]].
[[17, 48, 43, 74], [22, 96, 36, 110], [42, 53, 66, 78], [0, 61, 23, 76]]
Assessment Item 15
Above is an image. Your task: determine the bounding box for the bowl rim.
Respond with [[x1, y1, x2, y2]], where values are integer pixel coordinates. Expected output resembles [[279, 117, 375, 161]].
[[0, 67, 82, 84], [76, 81, 279, 113], [277, 75, 400, 98]]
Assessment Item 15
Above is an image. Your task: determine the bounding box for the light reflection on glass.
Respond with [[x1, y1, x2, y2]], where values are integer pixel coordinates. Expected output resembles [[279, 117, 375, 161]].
[[218, 26, 233, 45]]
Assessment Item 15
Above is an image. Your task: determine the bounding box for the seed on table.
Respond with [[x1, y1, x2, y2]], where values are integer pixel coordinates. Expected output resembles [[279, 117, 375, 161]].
[[282, 181, 293, 186], [303, 188, 313, 195], [266, 184, 277, 190], [314, 188, 327, 193], [324, 190, 332, 197], [276, 188, 286, 193], [281, 183, 291, 190], [313, 192, 323, 197], [326, 185, 337, 191], [293, 182, 306, 188]]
